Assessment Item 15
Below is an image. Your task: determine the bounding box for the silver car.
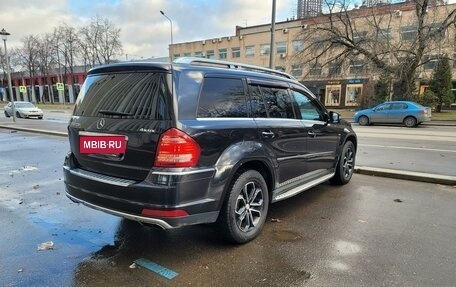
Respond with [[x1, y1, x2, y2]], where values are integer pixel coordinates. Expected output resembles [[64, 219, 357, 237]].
[[4, 101, 44, 119]]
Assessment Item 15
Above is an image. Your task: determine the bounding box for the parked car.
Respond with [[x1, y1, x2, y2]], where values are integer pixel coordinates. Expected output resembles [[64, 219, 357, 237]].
[[353, 101, 431, 127], [63, 58, 357, 244], [4, 101, 44, 119]]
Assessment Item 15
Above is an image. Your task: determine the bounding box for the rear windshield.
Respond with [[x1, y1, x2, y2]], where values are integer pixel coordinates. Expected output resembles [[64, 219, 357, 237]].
[[74, 72, 171, 120]]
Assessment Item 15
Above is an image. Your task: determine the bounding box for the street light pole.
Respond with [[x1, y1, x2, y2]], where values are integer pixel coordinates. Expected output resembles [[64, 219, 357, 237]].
[[269, 0, 277, 69], [1, 28, 16, 122], [160, 10, 174, 61]]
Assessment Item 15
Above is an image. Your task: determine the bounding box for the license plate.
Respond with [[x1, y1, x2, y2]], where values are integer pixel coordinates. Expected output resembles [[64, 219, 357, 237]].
[[80, 135, 127, 154]]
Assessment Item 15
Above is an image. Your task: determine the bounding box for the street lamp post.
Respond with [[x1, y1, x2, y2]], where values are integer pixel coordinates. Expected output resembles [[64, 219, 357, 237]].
[[1, 28, 16, 122], [160, 10, 174, 61]]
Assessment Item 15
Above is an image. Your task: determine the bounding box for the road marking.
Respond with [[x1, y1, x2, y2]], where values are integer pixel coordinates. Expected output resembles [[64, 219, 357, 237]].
[[134, 258, 178, 279], [359, 144, 456, 153]]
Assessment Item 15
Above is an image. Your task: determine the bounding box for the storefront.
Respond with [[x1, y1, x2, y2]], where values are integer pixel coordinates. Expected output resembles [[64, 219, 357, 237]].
[[302, 78, 368, 108]]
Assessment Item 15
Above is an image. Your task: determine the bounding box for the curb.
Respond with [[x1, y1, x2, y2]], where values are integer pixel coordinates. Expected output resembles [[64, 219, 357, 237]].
[[0, 125, 67, 137], [355, 166, 456, 186], [1, 124, 454, 186]]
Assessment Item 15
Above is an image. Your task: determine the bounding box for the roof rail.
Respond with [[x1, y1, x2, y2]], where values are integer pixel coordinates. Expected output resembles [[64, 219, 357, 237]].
[[173, 57, 296, 80]]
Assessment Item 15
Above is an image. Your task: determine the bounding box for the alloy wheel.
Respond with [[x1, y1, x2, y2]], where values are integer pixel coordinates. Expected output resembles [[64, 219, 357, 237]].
[[342, 147, 354, 179], [235, 181, 264, 233]]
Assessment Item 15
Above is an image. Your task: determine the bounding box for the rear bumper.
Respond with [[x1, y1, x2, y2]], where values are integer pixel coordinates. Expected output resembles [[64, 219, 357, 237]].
[[63, 156, 220, 228]]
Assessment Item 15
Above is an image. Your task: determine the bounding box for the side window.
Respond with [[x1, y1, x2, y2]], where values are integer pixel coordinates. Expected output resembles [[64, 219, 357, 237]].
[[260, 86, 295, 119], [249, 85, 268, 118], [197, 77, 248, 118], [392, 103, 407, 110], [292, 90, 324, 121], [375, 104, 391, 111]]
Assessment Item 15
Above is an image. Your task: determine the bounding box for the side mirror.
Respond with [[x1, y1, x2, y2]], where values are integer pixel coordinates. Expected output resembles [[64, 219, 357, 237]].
[[329, 111, 340, 123]]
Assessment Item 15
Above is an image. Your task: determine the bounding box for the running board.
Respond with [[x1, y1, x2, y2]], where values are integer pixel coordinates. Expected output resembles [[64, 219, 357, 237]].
[[272, 172, 335, 202]]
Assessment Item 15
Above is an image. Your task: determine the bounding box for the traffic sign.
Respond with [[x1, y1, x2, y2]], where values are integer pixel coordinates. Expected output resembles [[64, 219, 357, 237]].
[[19, 86, 27, 93], [56, 83, 64, 91]]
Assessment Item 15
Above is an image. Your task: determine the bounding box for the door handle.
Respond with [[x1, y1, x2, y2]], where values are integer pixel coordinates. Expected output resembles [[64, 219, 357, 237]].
[[308, 131, 316, 137], [261, 130, 275, 138]]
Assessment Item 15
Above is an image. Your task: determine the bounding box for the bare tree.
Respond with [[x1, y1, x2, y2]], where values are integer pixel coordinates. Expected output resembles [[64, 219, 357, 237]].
[[294, 0, 456, 100], [79, 15, 122, 68], [54, 24, 80, 102], [16, 35, 41, 102], [37, 33, 57, 103]]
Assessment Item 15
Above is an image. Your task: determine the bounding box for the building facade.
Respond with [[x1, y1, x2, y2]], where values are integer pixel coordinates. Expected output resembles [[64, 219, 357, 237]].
[[169, 2, 456, 108], [297, 0, 322, 18], [1, 66, 87, 104]]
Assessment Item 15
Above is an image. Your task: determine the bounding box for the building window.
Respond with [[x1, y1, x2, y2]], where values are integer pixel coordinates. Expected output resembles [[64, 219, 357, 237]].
[[183, 52, 191, 57], [245, 45, 255, 57], [423, 55, 439, 70], [378, 28, 392, 40], [401, 26, 418, 41], [276, 42, 287, 54], [231, 47, 240, 58], [328, 62, 342, 76], [275, 66, 285, 72], [311, 41, 325, 51], [219, 49, 227, 59], [291, 64, 303, 77], [429, 23, 445, 39], [260, 44, 270, 56], [173, 54, 181, 59], [309, 63, 322, 76], [195, 51, 204, 58], [349, 60, 364, 74], [292, 40, 304, 53], [353, 31, 368, 44], [346, 84, 362, 106], [206, 50, 215, 59], [325, 85, 341, 106]]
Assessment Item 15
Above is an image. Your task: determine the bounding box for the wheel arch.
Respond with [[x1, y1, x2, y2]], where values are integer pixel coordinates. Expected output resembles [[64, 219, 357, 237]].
[[216, 158, 275, 212]]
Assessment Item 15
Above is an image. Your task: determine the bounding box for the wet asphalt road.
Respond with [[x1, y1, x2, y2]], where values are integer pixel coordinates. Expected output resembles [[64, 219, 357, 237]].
[[1, 130, 456, 287]]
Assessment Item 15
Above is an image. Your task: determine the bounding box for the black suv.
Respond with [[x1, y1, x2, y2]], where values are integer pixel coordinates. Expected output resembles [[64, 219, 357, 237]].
[[64, 58, 357, 243]]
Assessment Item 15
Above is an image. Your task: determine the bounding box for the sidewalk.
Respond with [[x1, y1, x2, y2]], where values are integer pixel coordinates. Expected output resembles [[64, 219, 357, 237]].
[[1, 113, 455, 186]]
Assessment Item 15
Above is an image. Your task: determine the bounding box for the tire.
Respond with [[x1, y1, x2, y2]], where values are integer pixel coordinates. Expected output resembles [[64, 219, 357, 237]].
[[331, 141, 356, 185], [16, 111, 22, 118], [4, 111, 10, 118], [218, 170, 269, 244], [358, 115, 369, 126], [403, 116, 417, 128]]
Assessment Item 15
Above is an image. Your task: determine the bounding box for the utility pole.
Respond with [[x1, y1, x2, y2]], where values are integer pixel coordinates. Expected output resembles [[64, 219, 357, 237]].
[[1, 28, 16, 122], [269, 0, 277, 69]]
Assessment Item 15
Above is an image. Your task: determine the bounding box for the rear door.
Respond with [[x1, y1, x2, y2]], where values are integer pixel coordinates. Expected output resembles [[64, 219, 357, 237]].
[[68, 69, 173, 181], [388, 102, 408, 123], [249, 79, 308, 185]]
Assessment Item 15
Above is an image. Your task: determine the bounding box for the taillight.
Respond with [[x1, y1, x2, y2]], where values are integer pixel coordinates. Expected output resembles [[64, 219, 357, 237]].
[[154, 128, 200, 167]]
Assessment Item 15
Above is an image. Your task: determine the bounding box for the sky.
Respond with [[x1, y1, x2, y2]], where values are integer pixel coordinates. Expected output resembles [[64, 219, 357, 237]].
[[0, 0, 297, 60]]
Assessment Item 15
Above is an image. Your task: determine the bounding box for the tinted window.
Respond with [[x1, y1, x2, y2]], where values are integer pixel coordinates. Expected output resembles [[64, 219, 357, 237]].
[[74, 72, 171, 120], [391, 103, 407, 110], [250, 85, 295, 119], [249, 85, 267, 118], [292, 90, 323, 121], [197, 77, 247, 118]]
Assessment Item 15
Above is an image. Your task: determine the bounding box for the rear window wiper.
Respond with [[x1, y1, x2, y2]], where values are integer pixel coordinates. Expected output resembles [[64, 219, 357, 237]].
[[98, 110, 132, 116]]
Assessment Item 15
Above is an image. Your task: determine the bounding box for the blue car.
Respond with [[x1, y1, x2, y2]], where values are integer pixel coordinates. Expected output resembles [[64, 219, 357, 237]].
[[354, 101, 432, 127]]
